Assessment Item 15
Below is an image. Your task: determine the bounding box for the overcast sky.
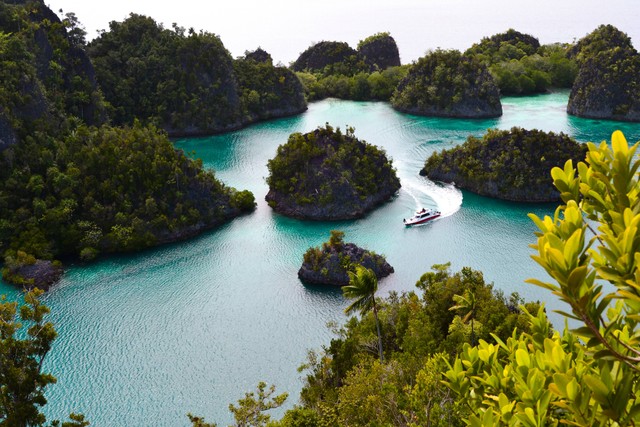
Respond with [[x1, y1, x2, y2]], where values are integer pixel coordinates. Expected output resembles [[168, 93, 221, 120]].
[[44, 0, 640, 65]]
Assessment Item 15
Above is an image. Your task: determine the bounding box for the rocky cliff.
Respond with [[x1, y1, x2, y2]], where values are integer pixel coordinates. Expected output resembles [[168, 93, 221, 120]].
[[357, 32, 401, 70], [266, 125, 400, 220], [567, 26, 640, 122], [299, 232, 393, 286], [422, 128, 587, 202], [391, 50, 502, 118]]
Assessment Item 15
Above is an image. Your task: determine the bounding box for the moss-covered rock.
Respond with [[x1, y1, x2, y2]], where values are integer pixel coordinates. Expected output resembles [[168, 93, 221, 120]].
[[298, 230, 393, 286], [291, 41, 362, 74], [266, 124, 400, 220], [2, 251, 62, 290], [466, 28, 540, 61], [421, 127, 587, 202], [567, 26, 640, 122], [357, 32, 401, 70], [88, 14, 307, 136], [391, 49, 502, 118]]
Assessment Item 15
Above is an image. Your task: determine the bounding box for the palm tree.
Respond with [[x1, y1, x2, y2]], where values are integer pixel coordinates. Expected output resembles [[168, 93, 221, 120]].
[[449, 290, 477, 345], [343, 265, 384, 362]]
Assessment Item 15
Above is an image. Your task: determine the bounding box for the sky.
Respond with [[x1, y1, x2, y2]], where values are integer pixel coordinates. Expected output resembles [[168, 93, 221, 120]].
[[44, 0, 640, 65]]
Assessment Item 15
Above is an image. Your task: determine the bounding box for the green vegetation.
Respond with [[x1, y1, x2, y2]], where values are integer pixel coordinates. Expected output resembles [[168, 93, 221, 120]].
[[465, 29, 577, 95], [278, 264, 538, 426], [446, 131, 640, 425], [0, 289, 88, 426], [0, 2, 255, 285], [357, 32, 401, 70], [0, 123, 255, 268], [391, 49, 502, 118], [343, 266, 384, 362], [299, 230, 393, 286], [266, 124, 400, 220], [292, 35, 407, 101], [422, 127, 587, 202], [88, 14, 306, 135], [567, 25, 640, 121]]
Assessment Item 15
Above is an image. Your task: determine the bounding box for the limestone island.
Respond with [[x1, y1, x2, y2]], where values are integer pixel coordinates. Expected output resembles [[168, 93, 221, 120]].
[[391, 49, 502, 118], [298, 230, 393, 286], [421, 127, 587, 202], [567, 25, 640, 122], [0, 1, 257, 289], [266, 124, 401, 220]]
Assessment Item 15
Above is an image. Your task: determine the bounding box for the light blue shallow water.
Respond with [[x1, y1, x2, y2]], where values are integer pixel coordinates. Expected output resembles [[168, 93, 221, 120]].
[[2, 92, 640, 425]]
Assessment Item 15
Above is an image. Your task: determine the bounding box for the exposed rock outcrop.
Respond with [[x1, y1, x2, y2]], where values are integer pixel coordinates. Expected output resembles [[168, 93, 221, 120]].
[[299, 231, 393, 286], [266, 125, 400, 220], [357, 32, 401, 70], [3, 259, 63, 291], [391, 49, 502, 118], [291, 41, 360, 72], [567, 26, 640, 122], [421, 128, 587, 202]]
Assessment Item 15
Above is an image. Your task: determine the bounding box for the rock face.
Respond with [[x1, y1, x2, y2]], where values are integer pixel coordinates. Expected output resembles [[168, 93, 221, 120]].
[[299, 232, 393, 286], [0, 0, 106, 148], [357, 33, 401, 70], [3, 260, 63, 291], [567, 26, 640, 122], [391, 50, 502, 119], [88, 15, 307, 136], [266, 125, 401, 220], [291, 41, 360, 72], [233, 57, 308, 123], [422, 127, 587, 202], [245, 48, 273, 64], [466, 28, 540, 59]]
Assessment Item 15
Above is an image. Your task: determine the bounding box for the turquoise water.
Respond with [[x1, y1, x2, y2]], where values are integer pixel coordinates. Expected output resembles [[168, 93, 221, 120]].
[[2, 92, 640, 425]]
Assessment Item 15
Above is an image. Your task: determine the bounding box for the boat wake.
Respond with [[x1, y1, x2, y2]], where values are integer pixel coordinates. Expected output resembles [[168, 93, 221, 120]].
[[402, 179, 463, 218]]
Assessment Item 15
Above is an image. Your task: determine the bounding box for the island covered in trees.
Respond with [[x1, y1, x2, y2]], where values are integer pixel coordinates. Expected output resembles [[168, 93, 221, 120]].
[[298, 230, 393, 286], [422, 127, 587, 202], [266, 124, 400, 220], [391, 49, 503, 118]]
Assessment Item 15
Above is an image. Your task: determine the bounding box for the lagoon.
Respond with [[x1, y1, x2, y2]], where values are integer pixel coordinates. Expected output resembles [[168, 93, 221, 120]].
[[2, 92, 640, 425]]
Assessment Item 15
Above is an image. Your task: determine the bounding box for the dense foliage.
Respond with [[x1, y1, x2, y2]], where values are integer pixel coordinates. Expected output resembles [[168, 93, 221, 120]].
[[446, 132, 640, 426], [299, 230, 393, 286], [0, 289, 88, 426], [234, 56, 306, 122], [567, 25, 640, 121], [465, 29, 577, 95], [291, 41, 363, 74], [292, 34, 406, 102], [0, 3, 255, 286], [265, 124, 400, 220], [273, 264, 539, 426], [391, 49, 502, 118], [422, 127, 587, 202], [88, 14, 306, 135], [0, 0, 105, 148], [357, 32, 401, 70], [0, 123, 255, 265]]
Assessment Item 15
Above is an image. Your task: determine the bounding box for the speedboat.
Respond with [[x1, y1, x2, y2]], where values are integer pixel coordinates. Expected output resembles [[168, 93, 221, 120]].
[[403, 208, 441, 226]]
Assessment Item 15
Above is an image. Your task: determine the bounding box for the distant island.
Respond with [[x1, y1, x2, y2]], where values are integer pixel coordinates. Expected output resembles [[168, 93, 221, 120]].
[[266, 124, 400, 220], [567, 25, 640, 122], [88, 14, 307, 136], [298, 230, 393, 286], [421, 127, 587, 202], [391, 49, 503, 118]]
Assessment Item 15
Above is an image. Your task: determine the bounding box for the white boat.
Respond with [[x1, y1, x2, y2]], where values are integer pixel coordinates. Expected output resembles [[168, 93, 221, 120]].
[[403, 208, 441, 226]]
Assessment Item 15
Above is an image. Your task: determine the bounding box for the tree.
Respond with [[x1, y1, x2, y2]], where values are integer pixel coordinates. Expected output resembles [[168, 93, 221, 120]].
[[449, 290, 477, 345], [343, 265, 384, 362], [444, 130, 640, 426], [188, 382, 287, 427]]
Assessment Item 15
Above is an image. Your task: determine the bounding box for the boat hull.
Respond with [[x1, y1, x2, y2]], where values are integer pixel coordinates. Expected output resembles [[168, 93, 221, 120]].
[[404, 214, 440, 226]]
